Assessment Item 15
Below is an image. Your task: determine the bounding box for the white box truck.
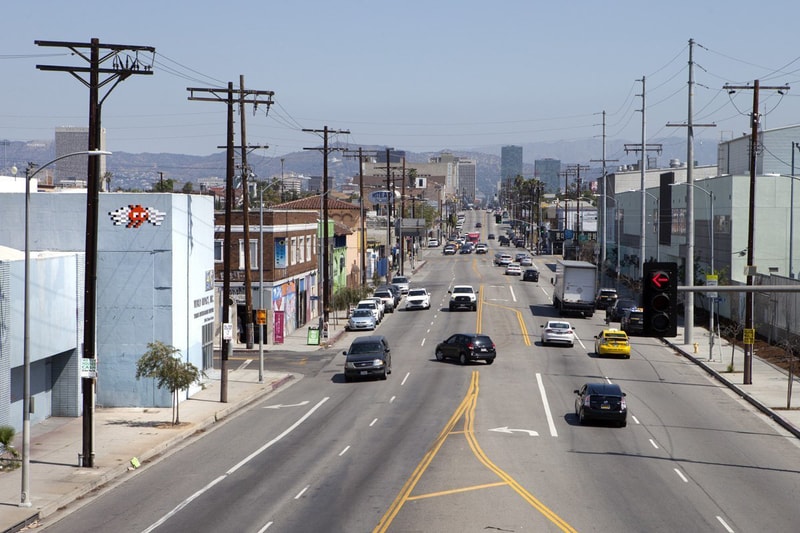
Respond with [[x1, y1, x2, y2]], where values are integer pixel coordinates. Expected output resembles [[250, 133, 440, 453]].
[[553, 260, 597, 317]]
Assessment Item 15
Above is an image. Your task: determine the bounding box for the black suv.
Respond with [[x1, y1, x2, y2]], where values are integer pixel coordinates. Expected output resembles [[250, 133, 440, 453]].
[[574, 382, 627, 427], [606, 298, 638, 323], [435, 334, 496, 365], [342, 335, 392, 381], [620, 308, 644, 335], [595, 288, 618, 310]]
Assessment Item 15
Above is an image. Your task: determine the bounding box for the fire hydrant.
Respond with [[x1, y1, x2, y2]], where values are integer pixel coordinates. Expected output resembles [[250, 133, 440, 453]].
[[693, 342, 699, 354]]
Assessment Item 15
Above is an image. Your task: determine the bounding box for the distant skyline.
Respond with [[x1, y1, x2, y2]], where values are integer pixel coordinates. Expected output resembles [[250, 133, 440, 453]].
[[2, 1, 799, 169]]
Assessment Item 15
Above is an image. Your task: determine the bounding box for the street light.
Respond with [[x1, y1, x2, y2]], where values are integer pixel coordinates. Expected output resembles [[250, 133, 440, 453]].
[[598, 194, 620, 288], [632, 189, 660, 262], [671, 182, 714, 359], [20, 149, 110, 508]]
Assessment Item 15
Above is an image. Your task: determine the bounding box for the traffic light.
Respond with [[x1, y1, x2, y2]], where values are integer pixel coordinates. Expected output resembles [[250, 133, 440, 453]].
[[495, 214, 502, 223], [642, 262, 678, 337]]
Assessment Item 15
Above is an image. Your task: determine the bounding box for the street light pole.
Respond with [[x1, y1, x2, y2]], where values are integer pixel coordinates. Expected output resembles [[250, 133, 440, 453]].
[[20, 150, 109, 508]]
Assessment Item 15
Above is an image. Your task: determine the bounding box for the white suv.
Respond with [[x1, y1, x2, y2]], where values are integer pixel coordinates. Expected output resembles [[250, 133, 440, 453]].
[[448, 285, 478, 312]]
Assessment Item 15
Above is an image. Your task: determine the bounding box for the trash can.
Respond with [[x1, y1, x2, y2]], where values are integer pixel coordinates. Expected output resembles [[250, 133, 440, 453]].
[[307, 326, 320, 346]]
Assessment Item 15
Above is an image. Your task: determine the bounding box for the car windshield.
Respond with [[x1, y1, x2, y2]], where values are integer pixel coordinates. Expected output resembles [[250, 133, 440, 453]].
[[453, 287, 473, 294], [392, 277, 408, 284], [349, 342, 384, 354], [473, 335, 493, 346], [352, 310, 372, 317], [617, 299, 637, 308], [375, 291, 390, 297], [605, 332, 628, 341], [549, 322, 571, 329], [408, 289, 426, 296], [357, 302, 375, 309]]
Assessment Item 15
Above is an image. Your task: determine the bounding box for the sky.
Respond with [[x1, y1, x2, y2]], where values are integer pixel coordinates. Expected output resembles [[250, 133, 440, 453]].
[[2, 0, 799, 167]]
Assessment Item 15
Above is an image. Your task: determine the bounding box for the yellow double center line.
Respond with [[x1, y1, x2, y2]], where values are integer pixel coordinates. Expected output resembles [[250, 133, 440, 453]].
[[373, 372, 576, 533]]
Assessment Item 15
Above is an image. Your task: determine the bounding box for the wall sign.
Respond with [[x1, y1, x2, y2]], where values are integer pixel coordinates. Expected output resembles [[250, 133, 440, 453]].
[[109, 204, 167, 228]]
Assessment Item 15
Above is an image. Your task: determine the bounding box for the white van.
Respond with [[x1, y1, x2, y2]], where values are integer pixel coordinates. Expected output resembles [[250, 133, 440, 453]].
[[428, 238, 439, 247]]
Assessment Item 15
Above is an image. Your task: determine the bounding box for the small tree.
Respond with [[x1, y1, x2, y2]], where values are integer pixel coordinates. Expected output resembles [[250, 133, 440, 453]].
[[135, 342, 205, 425]]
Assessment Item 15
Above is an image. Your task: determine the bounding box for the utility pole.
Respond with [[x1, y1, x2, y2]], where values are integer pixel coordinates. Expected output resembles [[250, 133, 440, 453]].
[[189, 82, 274, 401], [343, 148, 378, 286], [567, 164, 589, 242], [303, 126, 350, 327], [624, 77, 662, 281], [36, 38, 155, 472], [667, 38, 716, 346], [591, 111, 618, 284], [723, 79, 790, 384], [400, 157, 407, 276]]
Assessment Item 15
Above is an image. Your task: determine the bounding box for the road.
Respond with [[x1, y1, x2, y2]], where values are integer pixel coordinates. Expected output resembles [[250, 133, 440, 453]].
[[41, 210, 800, 532]]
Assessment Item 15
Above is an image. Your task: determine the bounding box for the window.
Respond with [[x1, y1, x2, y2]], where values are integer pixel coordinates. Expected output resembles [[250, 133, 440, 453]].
[[214, 240, 223, 263], [671, 208, 686, 236], [296, 236, 303, 264], [306, 235, 312, 262], [290, 237, 298, 266], [238, 239, 259, 269]]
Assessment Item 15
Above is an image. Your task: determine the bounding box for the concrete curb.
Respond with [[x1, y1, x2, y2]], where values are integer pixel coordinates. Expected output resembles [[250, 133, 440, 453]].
[[665, 339, 800, 440]]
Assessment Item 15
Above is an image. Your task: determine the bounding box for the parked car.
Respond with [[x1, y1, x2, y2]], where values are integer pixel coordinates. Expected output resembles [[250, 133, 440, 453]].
[[356, 299, 382, 324], [505, 262, 522, 276], [405, 288, 431, 310], [541, 320, 576, 347], [376, 284, 401, 306], [373, 289, 396, 313], [366, 296, 385, 319], [620, 307, 644, 335], [522, 268, 540, 282], [435, 333, 496, 365], [448, 285, 478, 311], [594, 328, 631, 358], [391, 275, 410, 295], [595, 288, 619, 310], [574, 382, 627, 427], [346, 309, 377, 331], [343, 335, 392, 381], [606, 298, 638, 323]]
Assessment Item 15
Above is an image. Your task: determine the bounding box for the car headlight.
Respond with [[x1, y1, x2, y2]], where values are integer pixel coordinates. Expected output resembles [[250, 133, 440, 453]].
[[345, 362, 357, 369], [373, 359, 385, 367]]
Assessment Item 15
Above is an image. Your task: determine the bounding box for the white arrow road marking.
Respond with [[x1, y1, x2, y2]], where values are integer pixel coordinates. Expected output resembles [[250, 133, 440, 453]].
[[489, 426, 539, 436], [262, 401, 310, 409]]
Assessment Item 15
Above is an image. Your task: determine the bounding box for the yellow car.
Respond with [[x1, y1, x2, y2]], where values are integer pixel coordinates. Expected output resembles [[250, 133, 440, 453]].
[[594, 328, 631, 358]]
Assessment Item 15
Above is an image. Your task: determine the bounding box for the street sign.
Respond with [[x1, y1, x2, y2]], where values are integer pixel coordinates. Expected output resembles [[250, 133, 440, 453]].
[[743, 328, 755, 345], [706, 274, 718, 299], [80, 358, 97, 379], [256, 309, 266, 325], [223, 323, 233, 341]]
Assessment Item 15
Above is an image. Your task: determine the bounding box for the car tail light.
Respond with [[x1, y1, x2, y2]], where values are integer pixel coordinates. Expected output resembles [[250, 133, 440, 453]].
[[467, 342, 475, 350], [620, 397, 627, 410], [583, 396, 592, 407]]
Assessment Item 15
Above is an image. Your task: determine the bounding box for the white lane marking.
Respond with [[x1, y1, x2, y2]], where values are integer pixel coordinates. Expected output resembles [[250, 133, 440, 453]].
[[509, 285, 517, 302], [489, 426, 538, 436], [604, 376, 613, 384], [256, 521, 273, 532], [631, 415, 641, 425], [141, 397, 330, 533], [389, 396, 396, 403], [370, 418, 378, 427], [263, 401, 310, 409], [294, 485, 309, 499], [649, 439, 660, 449], [673, 468, 688, 483], [339, 446, 350, 457], [237, 360, 252, 371], [401, 373, 410, 386], [575, 336, 587, 350], [716, 516, 734, 532], [536, 373, 558, 437], [421, 338, 426, 347]]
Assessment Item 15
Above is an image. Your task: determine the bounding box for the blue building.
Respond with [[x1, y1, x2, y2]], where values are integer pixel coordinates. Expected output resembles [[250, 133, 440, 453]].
[[0, 191, 214, 432]]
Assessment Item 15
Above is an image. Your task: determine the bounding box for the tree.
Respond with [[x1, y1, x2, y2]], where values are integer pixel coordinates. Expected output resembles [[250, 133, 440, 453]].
[[152, 178, 175, 193], [135, 341, 205, 425], [181, 181, 194, 194]]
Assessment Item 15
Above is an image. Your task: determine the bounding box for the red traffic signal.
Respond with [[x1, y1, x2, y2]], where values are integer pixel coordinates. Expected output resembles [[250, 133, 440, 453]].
[[642, 262, 678, 337], [649, 271, 670, 289]]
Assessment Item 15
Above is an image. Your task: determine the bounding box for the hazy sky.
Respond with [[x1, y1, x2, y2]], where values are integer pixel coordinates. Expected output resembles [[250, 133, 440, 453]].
[[2, 1, 798, 164]]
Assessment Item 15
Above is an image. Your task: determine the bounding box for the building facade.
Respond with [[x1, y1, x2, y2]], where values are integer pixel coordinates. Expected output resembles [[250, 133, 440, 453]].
[[535, 158, 562, 193], [501, 145, 523, 182]]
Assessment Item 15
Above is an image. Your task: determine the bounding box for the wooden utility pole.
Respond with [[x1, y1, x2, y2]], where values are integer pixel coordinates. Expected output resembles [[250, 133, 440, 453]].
[[723, 79, 790, 384], [303, 126, 350, 326], [36, 38, 155, 472], [189, 82, 274, 401], [343, 148, 379, 286]]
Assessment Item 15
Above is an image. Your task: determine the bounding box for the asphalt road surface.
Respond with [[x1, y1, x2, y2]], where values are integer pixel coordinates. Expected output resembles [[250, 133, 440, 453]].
[[41, 211, 800, 532]]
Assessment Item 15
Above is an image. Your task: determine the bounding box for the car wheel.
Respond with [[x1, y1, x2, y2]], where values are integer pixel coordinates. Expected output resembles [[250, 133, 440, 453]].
[[459, 353, 468, 366], [619, 419, 627, 428], [485, 358, 494, 365], [435, 349, 445, 361], [472, 304, 477, 311], [449, 304, 454, 311], [568, 342, 574, 348], [578, 409, 586, 425], [344, 374, 351, 383], [380, 369, 388, 380]]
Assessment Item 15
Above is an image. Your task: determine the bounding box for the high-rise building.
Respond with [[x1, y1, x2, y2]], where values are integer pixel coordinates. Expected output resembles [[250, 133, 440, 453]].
[[501, 145, 523, 182], [457, 159, 477, 206], [55, 126, 106, 185], [535, 158, 561, 193]]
